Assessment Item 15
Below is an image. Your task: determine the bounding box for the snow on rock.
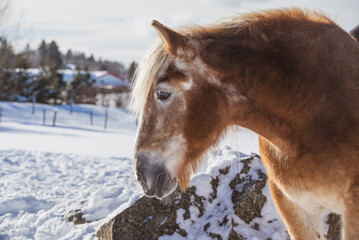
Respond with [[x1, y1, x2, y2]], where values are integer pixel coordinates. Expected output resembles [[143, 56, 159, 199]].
[[97, 147, 343, 240], [97, 148, 289, 240]]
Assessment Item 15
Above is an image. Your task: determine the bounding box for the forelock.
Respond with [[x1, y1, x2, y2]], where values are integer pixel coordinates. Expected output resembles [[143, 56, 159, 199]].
[[130, 41, 169, 120]]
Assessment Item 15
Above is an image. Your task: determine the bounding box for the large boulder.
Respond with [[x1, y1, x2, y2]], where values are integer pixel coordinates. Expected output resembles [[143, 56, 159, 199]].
[[94, 148, 341, 239]]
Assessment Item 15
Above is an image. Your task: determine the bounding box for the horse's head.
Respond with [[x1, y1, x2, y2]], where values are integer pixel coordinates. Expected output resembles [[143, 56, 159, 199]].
[[131, 21, 230, 199]]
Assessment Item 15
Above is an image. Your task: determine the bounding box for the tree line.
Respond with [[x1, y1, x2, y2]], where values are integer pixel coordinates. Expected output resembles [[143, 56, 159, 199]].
[[0, 37, 138, 104]]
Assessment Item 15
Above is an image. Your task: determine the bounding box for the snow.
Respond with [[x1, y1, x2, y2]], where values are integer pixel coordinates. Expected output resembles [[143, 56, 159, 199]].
[[0, 149, 144, 239], [0, 102, 136, 158], [0, 101, 263, 239], [0, 196, 54, 216]]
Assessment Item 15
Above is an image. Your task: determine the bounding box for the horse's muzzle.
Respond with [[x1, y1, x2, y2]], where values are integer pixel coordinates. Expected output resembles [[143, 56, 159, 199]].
[[134, 152, 177, 199]]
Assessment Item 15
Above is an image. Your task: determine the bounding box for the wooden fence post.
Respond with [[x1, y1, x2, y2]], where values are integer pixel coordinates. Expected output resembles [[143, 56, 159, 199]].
[[43, 109, 46, 125], [104, 106, 108, 129], [70, 95, 74, 114], [90, 110, 93, 125], [32, 94, 36, 115], [52, 110, 57, 127]]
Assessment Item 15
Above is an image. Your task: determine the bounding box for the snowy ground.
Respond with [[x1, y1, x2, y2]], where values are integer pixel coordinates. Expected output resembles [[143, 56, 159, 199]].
[[0, 102, 137, 158], [0, 102, 260, 239]]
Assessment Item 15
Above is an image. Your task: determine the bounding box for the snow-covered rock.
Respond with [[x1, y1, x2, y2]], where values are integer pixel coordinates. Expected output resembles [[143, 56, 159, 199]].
[[96, 148, 342, 240], [96, 150, 289, 240]]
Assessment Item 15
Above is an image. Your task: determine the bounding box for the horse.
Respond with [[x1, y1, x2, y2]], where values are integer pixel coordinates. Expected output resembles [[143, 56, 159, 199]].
[[131, 8, 359, 240]]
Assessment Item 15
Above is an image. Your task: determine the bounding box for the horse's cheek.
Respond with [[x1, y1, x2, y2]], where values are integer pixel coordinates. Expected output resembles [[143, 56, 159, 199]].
[[183, 89, 225, 148]]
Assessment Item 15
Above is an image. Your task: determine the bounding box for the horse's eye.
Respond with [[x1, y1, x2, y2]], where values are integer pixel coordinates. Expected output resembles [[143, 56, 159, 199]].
[[156, 90, 172, 101]]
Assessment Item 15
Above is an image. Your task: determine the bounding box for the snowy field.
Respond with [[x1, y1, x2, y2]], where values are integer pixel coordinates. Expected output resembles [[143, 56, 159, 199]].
[[0, 102, 137, 158], [0, 102, 260, 239]]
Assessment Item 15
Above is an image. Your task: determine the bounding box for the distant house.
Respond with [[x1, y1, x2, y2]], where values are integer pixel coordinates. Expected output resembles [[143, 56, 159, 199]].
[[59, 69, 131, 107], [93, 72, 131, 108], [58, 69, 130, 88], [93, 72, 129, 88]]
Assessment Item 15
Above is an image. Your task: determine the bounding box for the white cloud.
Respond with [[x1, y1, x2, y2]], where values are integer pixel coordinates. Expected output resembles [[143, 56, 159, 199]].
[[8, 0, 359, 66]]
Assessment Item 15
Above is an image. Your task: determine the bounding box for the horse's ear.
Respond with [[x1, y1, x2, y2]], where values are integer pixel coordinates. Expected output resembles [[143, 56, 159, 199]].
[[152, 20, 188, 57]]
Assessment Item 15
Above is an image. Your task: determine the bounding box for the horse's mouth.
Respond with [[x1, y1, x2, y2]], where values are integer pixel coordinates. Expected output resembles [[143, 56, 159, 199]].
[[155, 174, 178, 199], [135, 152, 178, 199], [136, 169, 177, 199], [143, 172, 177, 199]]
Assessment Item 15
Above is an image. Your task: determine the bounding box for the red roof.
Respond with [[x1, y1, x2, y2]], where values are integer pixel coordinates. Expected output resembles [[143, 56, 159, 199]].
[[97, 72, 127, 81]]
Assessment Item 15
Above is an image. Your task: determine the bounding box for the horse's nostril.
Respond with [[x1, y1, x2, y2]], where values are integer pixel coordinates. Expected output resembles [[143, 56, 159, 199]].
[[136, 172, 145, 187], [156, 173, 166, 188]]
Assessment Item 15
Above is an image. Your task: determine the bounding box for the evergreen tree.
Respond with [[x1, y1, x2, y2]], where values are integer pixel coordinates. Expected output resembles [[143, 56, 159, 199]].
[[0, 38, 14, 67], [65, 49, 73, 61], [100, 64, 107, 71], [14, 52, 31, 69], [31, 68, 63, 104], [127, 61, 138, 84], [12, 52, 31, 100], [0, 69, 12, 100], [88, 54, 95, 62], [68, 65, 94, 104], [0, 37, 15, 100], [22, 44, 34, 68], [47, 41, 62, 68], [38, 40, 47, 67], [31, 70, 51, 103], [48, 66, 64, 104]]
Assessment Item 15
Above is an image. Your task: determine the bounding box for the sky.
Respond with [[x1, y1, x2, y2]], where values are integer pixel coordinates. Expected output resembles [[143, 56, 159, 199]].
[[6, 0, 359, 67]]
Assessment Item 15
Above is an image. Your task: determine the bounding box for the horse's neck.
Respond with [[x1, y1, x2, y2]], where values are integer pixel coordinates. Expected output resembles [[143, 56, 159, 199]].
[[228, 90, 301, 158], [210, 36, 359, 158]]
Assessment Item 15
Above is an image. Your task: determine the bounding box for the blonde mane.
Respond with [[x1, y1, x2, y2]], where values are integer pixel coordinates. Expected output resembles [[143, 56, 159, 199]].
[[211, 7, 334, 29]]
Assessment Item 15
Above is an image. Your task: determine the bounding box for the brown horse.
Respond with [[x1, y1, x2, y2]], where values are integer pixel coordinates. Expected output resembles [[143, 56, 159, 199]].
[[131, 8, 359, 240]]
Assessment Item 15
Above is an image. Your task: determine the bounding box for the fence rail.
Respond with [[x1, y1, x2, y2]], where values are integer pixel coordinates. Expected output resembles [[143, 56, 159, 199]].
[[0, 103, 114, 130], [0, 104, 112, 129]]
